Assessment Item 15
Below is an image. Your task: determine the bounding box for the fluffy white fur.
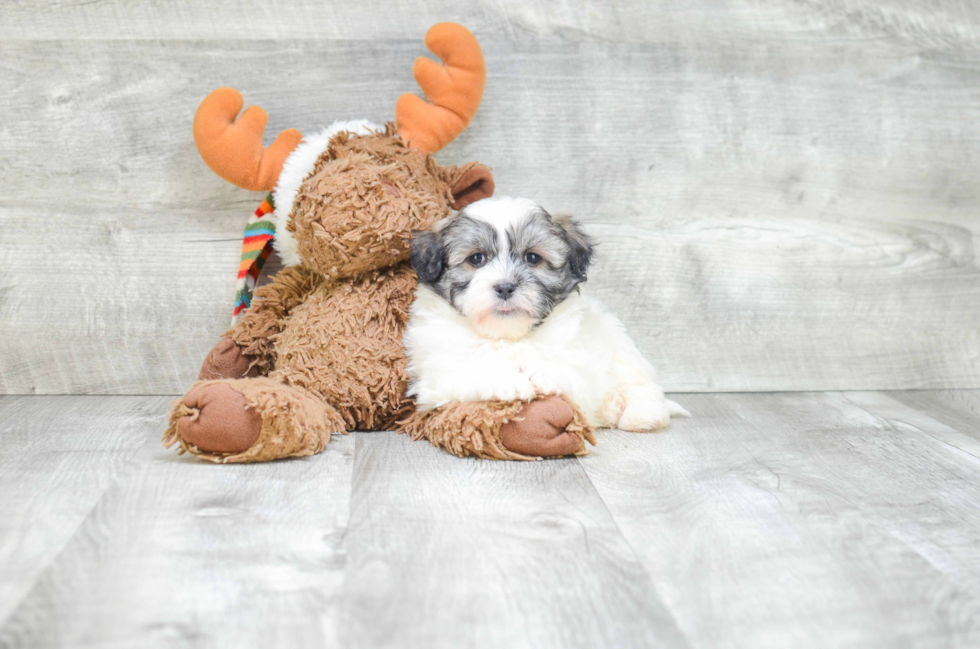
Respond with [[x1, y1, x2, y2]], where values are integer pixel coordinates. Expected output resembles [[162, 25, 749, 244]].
[[405, 285, 689, 431], [272, 119, 382, 266]]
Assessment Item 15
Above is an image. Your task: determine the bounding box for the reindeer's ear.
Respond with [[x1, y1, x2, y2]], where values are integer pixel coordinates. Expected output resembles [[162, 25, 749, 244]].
[[410, 230, 446, 286], [555, 215, 595, 282], [448, 163, 494, 210]]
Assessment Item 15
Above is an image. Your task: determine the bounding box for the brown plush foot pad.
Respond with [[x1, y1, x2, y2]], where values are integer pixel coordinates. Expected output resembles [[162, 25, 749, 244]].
[[198, 337, 260, 381], [178, 383, 262, 454], [499, 396, 584, 457]]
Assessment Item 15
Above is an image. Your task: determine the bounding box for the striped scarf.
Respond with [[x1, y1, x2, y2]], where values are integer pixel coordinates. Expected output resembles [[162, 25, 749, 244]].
[[232, 193, 277, 324]]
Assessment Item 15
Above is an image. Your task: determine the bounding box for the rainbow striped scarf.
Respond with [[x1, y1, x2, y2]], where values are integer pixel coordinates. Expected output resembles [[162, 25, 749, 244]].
[[232, 193, 277, 324]]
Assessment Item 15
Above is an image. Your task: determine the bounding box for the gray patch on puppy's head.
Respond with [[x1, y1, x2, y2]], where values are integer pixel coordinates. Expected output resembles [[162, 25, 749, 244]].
[[411, 197, 596, 339], [552, 214, 595, 287], [510, 209, 594, 306], [411, 215, 499, 310]]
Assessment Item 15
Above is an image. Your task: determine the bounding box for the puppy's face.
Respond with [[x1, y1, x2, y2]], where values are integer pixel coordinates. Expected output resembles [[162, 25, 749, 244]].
[[411, 197, 594, 340]]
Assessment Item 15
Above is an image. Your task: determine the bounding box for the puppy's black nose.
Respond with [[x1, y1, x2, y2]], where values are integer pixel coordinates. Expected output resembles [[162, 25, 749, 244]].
[[494, 282, 517, 300]]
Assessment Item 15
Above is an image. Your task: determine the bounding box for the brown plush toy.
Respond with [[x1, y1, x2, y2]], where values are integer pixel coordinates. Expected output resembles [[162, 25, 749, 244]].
[[163, 23, 595, 463]]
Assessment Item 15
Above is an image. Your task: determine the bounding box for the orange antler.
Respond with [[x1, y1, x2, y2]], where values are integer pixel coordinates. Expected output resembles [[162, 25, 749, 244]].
[[396, 23, 486, 153], [193, 87, 303, 191]]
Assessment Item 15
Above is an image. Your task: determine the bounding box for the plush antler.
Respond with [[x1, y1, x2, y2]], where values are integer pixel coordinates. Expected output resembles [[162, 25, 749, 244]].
[[193, 87, 303, 191], [396, 23, 486, 153]]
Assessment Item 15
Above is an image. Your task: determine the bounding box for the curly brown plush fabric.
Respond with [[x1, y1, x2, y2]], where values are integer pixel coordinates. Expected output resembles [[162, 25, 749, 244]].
[[268, 264, 418, 431], [399, 395, 596, 461], [166, 129, 510, 463], [290, 125, 456, 279], [228, 265, 323, 374], [164, 377, 347, 464]]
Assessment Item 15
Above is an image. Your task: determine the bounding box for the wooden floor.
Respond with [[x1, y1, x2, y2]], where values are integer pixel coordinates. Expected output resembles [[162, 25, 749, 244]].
[[0, 391, 978, 648]]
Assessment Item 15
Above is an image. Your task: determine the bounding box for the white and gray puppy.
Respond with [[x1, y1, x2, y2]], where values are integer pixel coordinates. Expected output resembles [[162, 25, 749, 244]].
[[405, 196, 688, 431]]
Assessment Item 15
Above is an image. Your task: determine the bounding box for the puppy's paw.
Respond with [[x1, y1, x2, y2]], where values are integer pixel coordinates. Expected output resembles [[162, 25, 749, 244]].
[[601, 392, 627, 427], [511, 377, 538, 402], [617, 401, 670, 432], [474, 374, 536, 403], [528, 372, 561, 397]]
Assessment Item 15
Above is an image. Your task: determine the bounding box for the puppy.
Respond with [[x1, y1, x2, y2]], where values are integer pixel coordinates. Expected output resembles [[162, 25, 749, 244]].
[[405, 196, 688, 432]]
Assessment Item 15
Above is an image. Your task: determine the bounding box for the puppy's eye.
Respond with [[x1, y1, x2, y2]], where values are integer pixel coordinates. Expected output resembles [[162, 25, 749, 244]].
[[467, 252, 487, 268], [524, 251, 543, 266]]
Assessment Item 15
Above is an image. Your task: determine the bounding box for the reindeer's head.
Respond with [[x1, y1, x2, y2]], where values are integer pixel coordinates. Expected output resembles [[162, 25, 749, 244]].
[[193, 23, 494, 279]]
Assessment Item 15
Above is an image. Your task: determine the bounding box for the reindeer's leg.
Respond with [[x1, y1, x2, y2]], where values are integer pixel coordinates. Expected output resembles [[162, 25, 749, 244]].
[[400, 395, 596, 461], [163, 378, 346, 463], [196, 266, 324, 382]]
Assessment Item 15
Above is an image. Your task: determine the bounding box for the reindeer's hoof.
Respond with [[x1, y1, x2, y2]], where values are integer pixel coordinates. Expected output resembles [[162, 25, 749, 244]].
[[199, 337, 259, 381], [499, 396, 584, 457], [178, 383, 262, 454]]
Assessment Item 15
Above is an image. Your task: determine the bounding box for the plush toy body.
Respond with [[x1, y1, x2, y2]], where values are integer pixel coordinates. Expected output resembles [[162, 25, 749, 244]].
[[169, 261, 416, 462], [164, 24, 594, 463]]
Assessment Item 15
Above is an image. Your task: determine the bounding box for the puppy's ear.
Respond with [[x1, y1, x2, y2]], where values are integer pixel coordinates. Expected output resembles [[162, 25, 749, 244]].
[[556, 215, 595, 282], [410, 230, 446, 286]]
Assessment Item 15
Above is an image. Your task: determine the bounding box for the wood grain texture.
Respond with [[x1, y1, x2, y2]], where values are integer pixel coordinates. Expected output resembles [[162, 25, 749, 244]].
[[0, 396, 168, 627], [889, 389, 980, 442], [581, 391, 980, 649], [844, 390, 980, 462], [340, 432, 688, 649], [0, 205, 248, 394], [2, 4, 980, 394], [0, 415, 355, 649], [3, 391, 980, 646], [4, 0, 980, 47]]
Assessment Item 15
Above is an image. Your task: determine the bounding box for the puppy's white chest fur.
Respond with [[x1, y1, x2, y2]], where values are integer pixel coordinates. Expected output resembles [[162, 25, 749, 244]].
[[405, 285, 686, 431]]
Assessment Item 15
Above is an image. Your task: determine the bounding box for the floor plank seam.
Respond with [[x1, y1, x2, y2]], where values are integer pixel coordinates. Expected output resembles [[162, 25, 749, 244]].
[[841, 392, 980, 467], [572, 455, 695, 647], [0, 437, 150, 632]]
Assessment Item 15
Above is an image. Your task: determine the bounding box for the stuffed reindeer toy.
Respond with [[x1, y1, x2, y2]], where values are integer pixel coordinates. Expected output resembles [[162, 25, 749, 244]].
[[164, 23, 595, 463]]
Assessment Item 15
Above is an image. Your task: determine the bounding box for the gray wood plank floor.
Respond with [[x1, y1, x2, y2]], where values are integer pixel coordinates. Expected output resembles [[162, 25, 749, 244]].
[[2, 391, 979, 648]]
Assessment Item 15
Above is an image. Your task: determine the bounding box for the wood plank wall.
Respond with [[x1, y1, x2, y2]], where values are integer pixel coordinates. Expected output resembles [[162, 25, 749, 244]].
[[1, 1, 978, 394]]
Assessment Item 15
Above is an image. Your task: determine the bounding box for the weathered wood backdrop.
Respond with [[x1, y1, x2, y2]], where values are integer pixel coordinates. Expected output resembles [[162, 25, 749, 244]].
[[1, 0, 978, 395]]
